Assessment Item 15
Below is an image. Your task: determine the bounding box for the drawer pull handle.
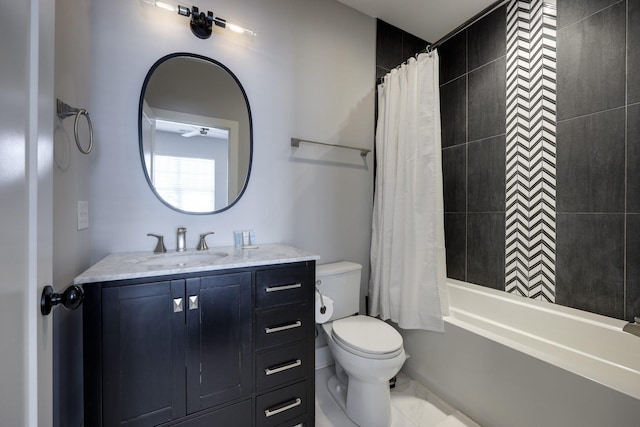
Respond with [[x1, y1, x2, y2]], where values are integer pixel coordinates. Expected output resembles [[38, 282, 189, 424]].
[[265, 321, 302, 334], [265, 283, 302, 293], [265, 359, 302, 376], [264, 397, 302, 418]]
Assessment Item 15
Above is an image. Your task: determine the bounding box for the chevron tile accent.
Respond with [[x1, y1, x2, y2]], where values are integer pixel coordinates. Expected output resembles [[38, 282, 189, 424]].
[[505, 0, 556, 302]]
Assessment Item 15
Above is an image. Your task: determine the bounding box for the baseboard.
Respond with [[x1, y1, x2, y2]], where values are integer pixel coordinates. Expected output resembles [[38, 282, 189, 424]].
[[315, 345, 334, 370]]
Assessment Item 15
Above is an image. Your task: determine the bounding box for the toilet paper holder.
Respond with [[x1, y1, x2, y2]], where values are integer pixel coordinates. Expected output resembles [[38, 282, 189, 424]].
[[315, 280, 326, 314]]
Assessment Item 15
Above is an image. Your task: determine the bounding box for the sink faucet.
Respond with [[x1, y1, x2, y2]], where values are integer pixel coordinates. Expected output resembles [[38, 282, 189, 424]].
[[197, 232, 215, 250], [147, 233, 167, 254], [177, 227, 187, 252]]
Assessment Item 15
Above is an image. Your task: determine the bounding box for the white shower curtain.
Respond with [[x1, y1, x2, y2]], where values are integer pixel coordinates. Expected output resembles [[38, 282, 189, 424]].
[[369, 51, 449, 332]]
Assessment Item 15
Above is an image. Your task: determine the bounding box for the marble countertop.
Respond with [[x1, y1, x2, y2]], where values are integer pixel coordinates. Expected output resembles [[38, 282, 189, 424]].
[[74, 243, 320, 285]]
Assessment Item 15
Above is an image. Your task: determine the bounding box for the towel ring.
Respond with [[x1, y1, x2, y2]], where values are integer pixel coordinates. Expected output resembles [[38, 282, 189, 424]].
[[57, 98, 94, 154], [72, 109, 93, 154]]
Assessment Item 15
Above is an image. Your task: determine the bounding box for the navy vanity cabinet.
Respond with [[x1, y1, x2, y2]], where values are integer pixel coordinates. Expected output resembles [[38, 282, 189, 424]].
[[99, 280, 188, 426], [84, 272, 253, 426], [254, 265, 315, 427], [185, 273, 253, 414], [83, 260, 315, 427]]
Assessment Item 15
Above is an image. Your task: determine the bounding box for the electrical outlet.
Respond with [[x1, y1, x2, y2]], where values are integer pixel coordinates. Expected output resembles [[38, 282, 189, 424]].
[[78, 201, 89, 230]]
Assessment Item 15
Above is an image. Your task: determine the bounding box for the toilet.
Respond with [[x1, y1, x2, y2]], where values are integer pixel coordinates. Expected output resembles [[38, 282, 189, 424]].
[[316, 262, 406, 427]]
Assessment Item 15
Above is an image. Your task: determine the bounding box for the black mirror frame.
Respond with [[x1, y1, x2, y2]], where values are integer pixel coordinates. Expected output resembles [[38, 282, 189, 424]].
[[138, 52, 253, 215]]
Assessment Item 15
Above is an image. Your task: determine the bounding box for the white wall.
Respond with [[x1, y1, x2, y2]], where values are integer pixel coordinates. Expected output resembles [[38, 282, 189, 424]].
[[51, 0, 374, 423], [52, 0, 374, 423], [88, 0, 376, 306], [53, 0, 92, 425]]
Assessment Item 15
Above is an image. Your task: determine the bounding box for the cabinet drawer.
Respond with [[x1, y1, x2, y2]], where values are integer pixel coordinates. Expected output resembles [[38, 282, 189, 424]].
[[256, 305, 307, 350], [256, 381, 307, 427], [166, 399, 251, 426], [256, 266, 308, 308], [256, 341, 307, 391]]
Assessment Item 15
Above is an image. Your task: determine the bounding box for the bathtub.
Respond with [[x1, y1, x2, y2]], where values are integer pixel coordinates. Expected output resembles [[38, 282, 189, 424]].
[[400, 279, 640, 427]]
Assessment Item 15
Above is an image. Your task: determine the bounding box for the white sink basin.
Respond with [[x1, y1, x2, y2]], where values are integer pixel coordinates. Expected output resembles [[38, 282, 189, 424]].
[[135, 251, 228, 268]]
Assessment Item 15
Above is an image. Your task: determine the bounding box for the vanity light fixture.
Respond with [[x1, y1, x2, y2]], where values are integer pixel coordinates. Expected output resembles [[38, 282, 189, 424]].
[[142, 0, 256, 39]]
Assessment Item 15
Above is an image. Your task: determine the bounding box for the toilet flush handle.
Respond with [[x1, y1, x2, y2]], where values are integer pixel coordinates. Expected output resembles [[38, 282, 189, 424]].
[[315, 281, 326, 314]]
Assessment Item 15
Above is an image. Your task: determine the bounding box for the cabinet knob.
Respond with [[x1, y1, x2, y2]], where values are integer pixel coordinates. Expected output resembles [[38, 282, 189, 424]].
[[173, 298, 183, 313], [189, 295, 198, 310]]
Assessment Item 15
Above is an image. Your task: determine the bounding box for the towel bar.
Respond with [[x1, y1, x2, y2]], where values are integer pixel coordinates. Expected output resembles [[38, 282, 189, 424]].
[[291, 138, 370, 157]]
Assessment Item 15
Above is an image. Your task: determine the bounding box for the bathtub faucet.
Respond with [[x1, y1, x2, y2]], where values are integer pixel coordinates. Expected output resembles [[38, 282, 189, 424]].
[[622, 317, 640, 338]]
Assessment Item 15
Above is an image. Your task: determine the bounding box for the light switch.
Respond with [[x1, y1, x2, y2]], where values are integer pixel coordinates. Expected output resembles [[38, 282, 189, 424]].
[[78, 201, 89, 230]]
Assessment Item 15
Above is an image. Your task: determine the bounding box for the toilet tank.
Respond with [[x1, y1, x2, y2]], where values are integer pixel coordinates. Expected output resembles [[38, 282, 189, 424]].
[[316, 261, 362, 321]]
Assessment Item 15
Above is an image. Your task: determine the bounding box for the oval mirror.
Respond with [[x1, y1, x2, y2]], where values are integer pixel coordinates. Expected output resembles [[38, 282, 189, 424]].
[[139, 53, 252, 214]]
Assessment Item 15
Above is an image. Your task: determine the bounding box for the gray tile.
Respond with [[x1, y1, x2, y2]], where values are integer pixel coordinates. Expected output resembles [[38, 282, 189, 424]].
[[628, 0, 640, 104], [376, 66, 389, 82], [443, 145, 467, 213], [403, 31, 428, 61], [445, 213, 466, 281], [557, 0, 622, 30], [468, 135, 506, 213], [468, 5, 506, 71], [556, 213, 624, 319], [440, 76, 467, 148], [467, 213, 505, 290], [439, 30, 467, 85], [376, 19, 404, 71], [556, 2, 625, 120], [556, 108, 625, 213], [468, 57, 506, 142], [626, 214, 640, 321], [627, 104, 640, 213]]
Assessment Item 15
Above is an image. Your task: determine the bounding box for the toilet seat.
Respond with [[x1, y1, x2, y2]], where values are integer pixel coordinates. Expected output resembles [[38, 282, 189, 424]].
[[331, 315, 403, 359]]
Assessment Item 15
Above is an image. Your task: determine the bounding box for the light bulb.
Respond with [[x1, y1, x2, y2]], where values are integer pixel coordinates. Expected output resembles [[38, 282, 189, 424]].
[[155, 1, 177, 12], [227, 23, 256, 36]]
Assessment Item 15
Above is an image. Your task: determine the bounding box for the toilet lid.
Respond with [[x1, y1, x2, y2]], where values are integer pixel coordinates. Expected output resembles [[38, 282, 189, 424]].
[[331, 315, 403, 356]]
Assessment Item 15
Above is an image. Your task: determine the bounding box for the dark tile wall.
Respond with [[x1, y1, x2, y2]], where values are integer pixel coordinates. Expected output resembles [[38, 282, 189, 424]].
[[439, 4, 508, 290], [376, 20, 428, 81], [375, 1, 640, 321], [555, 0, 636, 320], [556, 2, 625, 120], [436, 0, 638, 320]]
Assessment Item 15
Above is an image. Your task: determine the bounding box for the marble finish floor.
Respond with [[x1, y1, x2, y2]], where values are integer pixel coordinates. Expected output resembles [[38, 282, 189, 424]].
[[314, 367, 480, 427]]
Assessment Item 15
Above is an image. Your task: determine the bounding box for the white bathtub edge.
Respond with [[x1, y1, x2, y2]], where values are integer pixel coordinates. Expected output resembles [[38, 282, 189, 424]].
[[443, 280, 640, 401]]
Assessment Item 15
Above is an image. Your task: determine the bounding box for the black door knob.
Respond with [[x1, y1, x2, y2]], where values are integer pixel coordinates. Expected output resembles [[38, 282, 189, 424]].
[[41, 285, 84, 315]]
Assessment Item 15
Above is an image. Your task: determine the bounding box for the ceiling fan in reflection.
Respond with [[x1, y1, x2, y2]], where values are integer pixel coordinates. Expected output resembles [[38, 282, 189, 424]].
[[181, 127, 209, 137]]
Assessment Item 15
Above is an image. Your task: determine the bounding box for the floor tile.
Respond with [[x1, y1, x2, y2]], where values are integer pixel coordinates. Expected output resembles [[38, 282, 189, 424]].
[[314, 366, 480, 426]]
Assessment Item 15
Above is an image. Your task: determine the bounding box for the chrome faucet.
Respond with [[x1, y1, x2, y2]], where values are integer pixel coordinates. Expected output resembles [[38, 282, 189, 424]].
[[197, 232, 215, 250], [177, 227, 187, 252], [623, 317, 640, 338], [147, 233, 167, 254]]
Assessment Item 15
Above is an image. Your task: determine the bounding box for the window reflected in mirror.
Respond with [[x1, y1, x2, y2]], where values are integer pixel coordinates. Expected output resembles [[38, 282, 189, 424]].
[[139, 53, 252, 214]]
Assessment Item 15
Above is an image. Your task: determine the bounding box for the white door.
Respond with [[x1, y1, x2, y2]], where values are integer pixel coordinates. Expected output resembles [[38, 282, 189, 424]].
[[0, 0, 55, 425]]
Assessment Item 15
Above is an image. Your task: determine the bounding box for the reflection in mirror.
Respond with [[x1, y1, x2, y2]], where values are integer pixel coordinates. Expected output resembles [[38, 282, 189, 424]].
[[139, 53, 252, 214]]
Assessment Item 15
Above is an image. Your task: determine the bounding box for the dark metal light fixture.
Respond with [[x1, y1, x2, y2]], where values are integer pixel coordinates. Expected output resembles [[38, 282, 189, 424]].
[[143, 0, 256, 39]]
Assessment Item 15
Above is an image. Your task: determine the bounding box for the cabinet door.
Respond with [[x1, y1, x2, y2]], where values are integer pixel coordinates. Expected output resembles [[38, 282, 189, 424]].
[[186, 272, 252, 414], [102, 280, 186, 426]]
